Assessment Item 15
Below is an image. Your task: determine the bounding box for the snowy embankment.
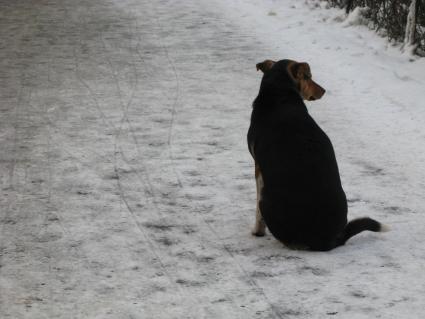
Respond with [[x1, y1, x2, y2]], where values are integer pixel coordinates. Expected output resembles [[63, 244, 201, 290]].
[[0, 0, 424, 318]]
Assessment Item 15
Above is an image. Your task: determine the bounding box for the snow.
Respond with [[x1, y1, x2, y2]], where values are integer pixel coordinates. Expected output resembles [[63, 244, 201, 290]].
[[341, 7, 370, 28], [1, 0, 425, 318]]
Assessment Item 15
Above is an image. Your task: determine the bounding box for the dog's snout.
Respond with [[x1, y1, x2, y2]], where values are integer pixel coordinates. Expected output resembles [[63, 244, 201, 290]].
[[311, 81, 326, 100], [318, 86, 326, 97]]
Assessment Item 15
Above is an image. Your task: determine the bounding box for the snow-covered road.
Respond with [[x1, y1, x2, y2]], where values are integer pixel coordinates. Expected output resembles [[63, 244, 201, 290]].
[[1, 0, 425, 318]]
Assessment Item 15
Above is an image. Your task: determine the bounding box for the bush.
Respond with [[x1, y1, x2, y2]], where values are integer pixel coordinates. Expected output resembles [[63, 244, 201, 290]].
[[325, 0, 425, 55]]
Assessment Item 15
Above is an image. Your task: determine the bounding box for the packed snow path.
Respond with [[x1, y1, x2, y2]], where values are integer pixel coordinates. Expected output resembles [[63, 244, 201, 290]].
[[1, 0, 425, 318]]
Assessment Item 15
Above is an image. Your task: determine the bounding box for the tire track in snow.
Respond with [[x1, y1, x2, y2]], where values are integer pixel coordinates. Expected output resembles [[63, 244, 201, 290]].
[[93, 7, 266, 316], [86, 7, 192, 304], [70, 7, 187, 314], [126, 15, 254, 314], [143, 2, 286, 317], [72, 9, 157, 203], [152, 6, 183, 189]]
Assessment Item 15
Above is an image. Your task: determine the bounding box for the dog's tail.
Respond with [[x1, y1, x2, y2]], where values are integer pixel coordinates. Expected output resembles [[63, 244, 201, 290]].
[[338, 217, 390, 246]]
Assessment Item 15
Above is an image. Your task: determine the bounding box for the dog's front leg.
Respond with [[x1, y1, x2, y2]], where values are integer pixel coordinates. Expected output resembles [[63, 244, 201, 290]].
[[252, 164, 266, 236]]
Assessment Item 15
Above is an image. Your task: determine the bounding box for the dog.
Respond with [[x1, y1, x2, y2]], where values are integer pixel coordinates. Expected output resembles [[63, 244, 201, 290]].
[[247, 59, 388, 251]]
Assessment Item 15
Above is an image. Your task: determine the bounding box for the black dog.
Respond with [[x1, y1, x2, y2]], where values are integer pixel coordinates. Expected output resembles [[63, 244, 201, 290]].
[[247, 59, 388, 251]]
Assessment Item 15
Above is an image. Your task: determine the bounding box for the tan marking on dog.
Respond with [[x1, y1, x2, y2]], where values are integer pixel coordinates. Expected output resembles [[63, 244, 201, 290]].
[[250, 143, 255, 160], [252, 164, 266, 236], [288, 61, 326, 101]]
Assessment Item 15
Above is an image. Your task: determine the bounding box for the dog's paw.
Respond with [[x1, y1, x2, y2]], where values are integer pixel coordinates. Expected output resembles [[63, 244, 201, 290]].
[[251, 228, 266, 237]]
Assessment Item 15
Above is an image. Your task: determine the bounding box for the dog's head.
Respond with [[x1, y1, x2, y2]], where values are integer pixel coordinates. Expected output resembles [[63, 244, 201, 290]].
[[256, 59, 325, 101]]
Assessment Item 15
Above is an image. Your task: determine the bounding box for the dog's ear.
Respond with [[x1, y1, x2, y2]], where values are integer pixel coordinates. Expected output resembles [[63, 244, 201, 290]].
[[289, 62, 311, 80], [256, 60, 276, 73]]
